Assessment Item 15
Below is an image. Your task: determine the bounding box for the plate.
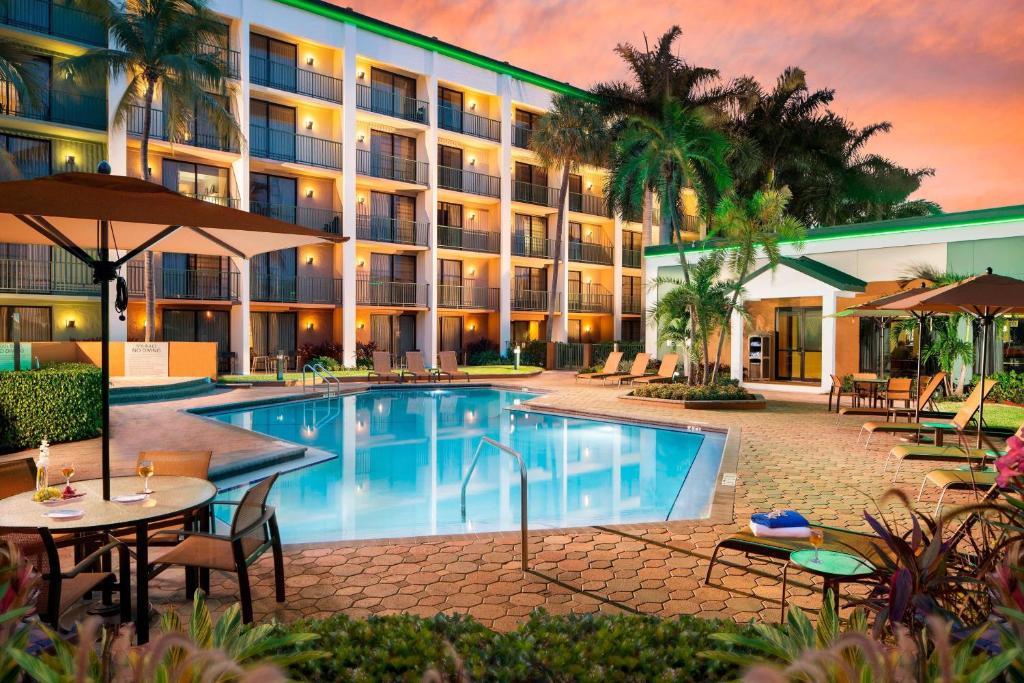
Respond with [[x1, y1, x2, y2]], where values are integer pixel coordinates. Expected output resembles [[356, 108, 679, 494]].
[[112, 494, 148, 504], [43, 509, 84, 520]]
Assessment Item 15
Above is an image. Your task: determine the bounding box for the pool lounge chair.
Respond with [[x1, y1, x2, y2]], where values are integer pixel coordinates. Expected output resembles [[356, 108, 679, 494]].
[[438, 351, 470, 382], [368, 352, 408, 383], [405, 351, 440, 383], [838, 373, 946, 424], [917, 468, 998, 515], [885, 442, 1005, 483], [609, 353, 652, 384], [576, 351, 623, 381], [630, 353, 679, 385], [858, 378, 996, 447]]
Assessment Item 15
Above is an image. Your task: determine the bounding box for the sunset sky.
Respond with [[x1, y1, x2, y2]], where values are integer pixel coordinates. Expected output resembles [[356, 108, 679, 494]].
[[339, 0, 1023, 213]]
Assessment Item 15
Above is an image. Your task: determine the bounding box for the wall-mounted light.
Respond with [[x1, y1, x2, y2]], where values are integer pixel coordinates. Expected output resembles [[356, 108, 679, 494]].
[[585, 277, 592, 284], [468, 212, 476, 220], [467, 266, 476, 277], [586, 229, 593, 237], [358, 134, 365, 143], [306, 56, 315, 66], [306, 255, 315, 265], [305, 119, 314, 130], [357, 258, 365, 267], [584, 325, 592, 333], [306, 321, 315, 332], [468, 156, 476, 166], [357, 195, 365, 204], [65, 155, 75, 166], [469, 101, 477, 111], [357, 321, 365, 329], [146, 166, 153, 177], [65, 319, 76, 329], [205, 310, 213, 319], [586, 182, 593, 191], [468, 323, 476, 332], [357, 70, 365, 80], [306, 189, 315, 198]]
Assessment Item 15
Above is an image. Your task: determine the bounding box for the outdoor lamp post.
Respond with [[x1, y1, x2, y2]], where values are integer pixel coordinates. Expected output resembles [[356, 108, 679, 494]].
[[513, 344, 521, 370], [276, 350, 285, 381]]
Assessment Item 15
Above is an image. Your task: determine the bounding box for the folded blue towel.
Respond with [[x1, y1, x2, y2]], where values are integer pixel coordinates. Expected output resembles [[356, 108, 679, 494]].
[[750, 510, 809, 529]]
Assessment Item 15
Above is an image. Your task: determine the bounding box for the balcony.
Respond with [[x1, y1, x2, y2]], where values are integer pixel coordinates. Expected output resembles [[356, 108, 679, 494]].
[[250, 202, 341, 234], [622, 294, 643, 315], [356, 214, 429, 247], [0, 0, 107, 46], [511, 123, 533, 149], [126, 263, 239, 302], [511, 232, 556, 259], [437, 225, 499, 254], [356, 149, 427, 185], [623, 248, 641, 269], [569, 192, 609, 217], [513, 181, 559, 208], [569, 285, 613, 313], [249, 55, 342, 104], [511, 288, 549, 311], [569, 240, 612, 265], [182, 193, 236, 208], [438, 105, 500, 142], [129, 105, 239, 153], [356, 84, 428, 124], [250, 275, 342, 304], [201, 43, 241, 80], [0, 256, 96, 296], [437, 283, 498, 310], [249, 124, 342, 170], [356, 276, 427, 307], [0, 82, 106, 130], [437, 166, 499, 198]]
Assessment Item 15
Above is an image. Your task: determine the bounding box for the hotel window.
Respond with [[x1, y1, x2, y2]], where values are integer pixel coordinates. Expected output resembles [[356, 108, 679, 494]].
[[438, 259, 463, 308], [370, 67, 418, 118], [438, 86, 464, 131], [370, 129, 415, 161], [0, 133, 50, 179], [514, 161, 547, 187], [621, 319, 642, 341], [250, 249, 297, 301], [365, 191, 415, 242], [1001, 318, 1024, 372], [514, 213, 549, 258], [623, 231, 642, 251], [163, 309, 230, 371], [514, 266, 546, 292], [0, 305, 51, 341], [162, 160, 229, 203], [370, 253, 415, 283], [250, 173, 297, 222], [568, 174, 583, 211], [438, 144, 464, 191], [250, 99, 296, 159], [160, 253, 228, 299], [369, 313, 416, 357], [514, 109, 540, 130], [250, 311, 296, 358], [568, 319, 582, 343], [439, 316, 463, 353], [437, 201, 462, 228], [0, 243, 51, 291], [250, 33, 297, 91], [0, 55, 48, 118]]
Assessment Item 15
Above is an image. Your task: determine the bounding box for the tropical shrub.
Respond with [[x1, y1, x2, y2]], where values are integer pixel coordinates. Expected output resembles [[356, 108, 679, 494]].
[[307, 355, 342, 371], [0, 362, 101, 452], [988, 370, 1024, 405], [516, 340, 548, 368], [632, 380, 756, 402], [298, 341, 344, 365], [465, 338, 502, 366], [355, 341, 377, 369]]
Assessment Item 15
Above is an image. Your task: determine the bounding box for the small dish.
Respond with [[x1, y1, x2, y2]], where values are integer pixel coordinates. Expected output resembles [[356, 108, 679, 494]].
[[43, 509, 84, 520], [112, 493, 148, 504]]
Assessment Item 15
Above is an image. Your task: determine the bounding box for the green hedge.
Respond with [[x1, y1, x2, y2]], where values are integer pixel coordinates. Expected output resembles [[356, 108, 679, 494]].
[[632, 381, 756, 402], [273, 611, 756, 682], [989, 371, 1024, 405], [0, 363, 102, 452]]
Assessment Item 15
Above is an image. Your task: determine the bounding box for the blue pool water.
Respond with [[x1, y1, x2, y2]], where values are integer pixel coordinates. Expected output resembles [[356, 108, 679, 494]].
[[209, 388, 725, 543]]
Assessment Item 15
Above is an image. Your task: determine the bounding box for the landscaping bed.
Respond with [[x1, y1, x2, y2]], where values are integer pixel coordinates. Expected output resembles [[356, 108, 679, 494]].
[[622, 382, 766, 410]]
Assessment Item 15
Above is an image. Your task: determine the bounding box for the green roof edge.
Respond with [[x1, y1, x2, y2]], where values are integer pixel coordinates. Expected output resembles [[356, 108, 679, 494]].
[[271, 0, 596, 101], [743, 256, 866, 292]]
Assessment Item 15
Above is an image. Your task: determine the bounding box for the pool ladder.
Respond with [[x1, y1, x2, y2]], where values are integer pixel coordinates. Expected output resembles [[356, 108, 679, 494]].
[[302, 362, 341, 397], [460, 437, 529, 572]]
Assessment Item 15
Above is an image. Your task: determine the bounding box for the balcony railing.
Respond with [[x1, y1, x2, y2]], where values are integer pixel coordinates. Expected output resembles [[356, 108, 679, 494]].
[[249, 124, 342, 170], [569, 286, 613, 313], [0, 82, 106, 130], [182, 193, 236, 208], [513, 181, 559, 207], [129, 105, 239, 152], [623, 248, 641, 269], [569, 240, 612, 265], [511, 288, 549, 311], [511, 232, 556, 259], [356, 276, 428, 307], [622, 294, 643, 315], [437, 283, 498, 310], [438, 105, 500, 142], [250, 275, 342, 304], [356, 149, 427, 185], [356, 83, 428, 124], [0, 256, 97, 296], [437, 225, 499, 253], [511, 123, 533, 149], [126, 264, 239, 302], [569, 192, 609, 217], [250, 202, 342, 234], [201, 43, 241, 80], [355, 214, 429, 247], [437, 166, 499, 198], [0, 0, 107, 46], [249, 55, 342, 103]]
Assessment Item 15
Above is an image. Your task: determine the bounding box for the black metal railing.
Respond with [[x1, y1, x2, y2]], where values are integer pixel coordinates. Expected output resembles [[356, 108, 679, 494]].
[[356, 149, 427, 185], [249, 124, 342, 170], [355, 214, 429, 247], [569, 191, 609, 217], [250, 275, 342, 304], [512, 123, 533, 149], [127, 264, 239, 302], [0, 81, 106, 130], [437, 283, 498, 310], [437, 165, 499, 197], [250, 202, 342, 234], [250, 55, 342, 103], [622, 294, 643, 315], [129, 105, 240, 152], [0, 256, 97, 296], [438, 105, 500, 142], [511, 232, 556, 259], [623, 248, 641, 269], [356, 83, 428, 124], [513, 181, 559, 207], [0, 0, 107, 45], [569, 240, 612, 265], [201, 42, 241, 80], [511, 288, 549, 311], [437, 225, 499, 253], [356, 276, 427, 307], [569, 286, 613, 313]]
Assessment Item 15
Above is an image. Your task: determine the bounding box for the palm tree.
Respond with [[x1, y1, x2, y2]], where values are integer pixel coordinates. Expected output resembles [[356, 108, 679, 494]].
[[529, 94, 608, 341], [709, 186, 805, 382], [923, 316, 974, 396], [61, 0, 241, 341], [0, 37, 41, 180]]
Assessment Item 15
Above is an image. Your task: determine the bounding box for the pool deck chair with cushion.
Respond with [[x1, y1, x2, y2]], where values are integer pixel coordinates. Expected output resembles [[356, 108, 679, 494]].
[[610, 353, 652, 384], [858, 378, 996, 448], [438, 351, 470, 382], [576, 351, 623, 381], [838, 373, 945, 424], [917, 469, 998, 516], [631, 353, 679, 385], [884, 422, 1018, 482], [405, 351, 440, 382], [368, 352, 408, 383]]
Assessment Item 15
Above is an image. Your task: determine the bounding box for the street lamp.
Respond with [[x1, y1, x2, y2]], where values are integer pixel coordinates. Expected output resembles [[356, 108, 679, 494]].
[[513, 344, 521, 371], [276, 350, 285, 381]]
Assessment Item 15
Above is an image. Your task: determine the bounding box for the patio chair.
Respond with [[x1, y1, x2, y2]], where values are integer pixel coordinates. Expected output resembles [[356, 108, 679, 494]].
[[114, 451, 213, 548], [878, 377, 913, 409], [148, 473, 284, 624], [610, 353, 653, 384], [576, 351, 623, 381], [827, 374, 850, 412], [368, 352, 407, 383], [405, 351, 439, 383], [631, 353, 679, 384], [0, 527, 131, 628], [438, 351, 470, 382], [0, 457, 39, 500], [838, 373, 947, 423]]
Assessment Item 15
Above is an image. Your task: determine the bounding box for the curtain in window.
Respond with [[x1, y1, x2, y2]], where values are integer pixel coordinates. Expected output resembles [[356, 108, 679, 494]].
[[439, 316, 462, 352], [270, 312, 296, 356], [250, 312, 268, 357], [162, 309, 196, 342], [1, 306, 51, 341], [395, 314, 416, 359], [1, 134, 50, 178], [370, 314, 391, 352]]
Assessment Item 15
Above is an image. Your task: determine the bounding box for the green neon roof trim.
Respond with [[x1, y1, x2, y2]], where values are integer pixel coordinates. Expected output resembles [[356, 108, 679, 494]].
[[271, 0, 595, 100], [643, 203, 1024, 257], [744, 256, 866, 292]]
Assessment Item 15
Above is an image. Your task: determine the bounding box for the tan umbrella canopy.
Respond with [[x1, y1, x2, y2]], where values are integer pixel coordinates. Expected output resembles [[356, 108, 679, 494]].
[[0, 172, 347, 500]]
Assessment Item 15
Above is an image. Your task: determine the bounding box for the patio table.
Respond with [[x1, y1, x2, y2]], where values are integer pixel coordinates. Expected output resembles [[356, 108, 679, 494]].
[[783, 549, 877, 619], [0, 475, 216, 644], [854, 378, 888, 407]]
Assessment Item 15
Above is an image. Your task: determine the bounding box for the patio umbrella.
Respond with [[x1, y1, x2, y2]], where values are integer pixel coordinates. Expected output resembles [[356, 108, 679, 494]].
[[879, 269, 1024, 447], [0, 172, 347, 499]]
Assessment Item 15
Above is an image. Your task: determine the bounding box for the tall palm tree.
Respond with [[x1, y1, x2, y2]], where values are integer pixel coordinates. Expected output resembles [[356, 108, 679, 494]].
[[0, 36, 41, 180], [709, 186, 805, 382], [61, 0, 241, 341], [529, 94, 608, 341]]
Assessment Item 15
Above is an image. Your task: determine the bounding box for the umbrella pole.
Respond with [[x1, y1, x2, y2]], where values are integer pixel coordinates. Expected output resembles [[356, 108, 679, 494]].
[[977, 313, 988, 451], [914, 314, 923, 423], [100, 224, 111, 501]]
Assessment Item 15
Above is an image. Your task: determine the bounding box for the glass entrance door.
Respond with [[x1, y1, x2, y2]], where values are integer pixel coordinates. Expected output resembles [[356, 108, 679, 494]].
[[776, 307, 823, 381]]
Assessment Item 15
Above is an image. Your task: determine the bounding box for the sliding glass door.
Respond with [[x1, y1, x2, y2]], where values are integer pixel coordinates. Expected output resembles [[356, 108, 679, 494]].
[[776, 307, 823, 381]]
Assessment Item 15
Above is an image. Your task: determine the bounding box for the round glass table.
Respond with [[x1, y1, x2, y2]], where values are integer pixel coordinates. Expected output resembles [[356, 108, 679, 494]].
[[785, 549, 876, 618], [0, 475, 217, 643]]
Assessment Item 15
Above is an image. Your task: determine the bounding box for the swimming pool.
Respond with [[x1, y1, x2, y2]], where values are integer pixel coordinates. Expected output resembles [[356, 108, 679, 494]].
[[208, 387, 725, 543]]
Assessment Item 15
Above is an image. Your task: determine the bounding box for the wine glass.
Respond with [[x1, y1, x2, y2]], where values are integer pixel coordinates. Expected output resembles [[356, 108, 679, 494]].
[[137, 460, 155, 494], [60, 463, 75, 490], [809, 528, 824, 564]]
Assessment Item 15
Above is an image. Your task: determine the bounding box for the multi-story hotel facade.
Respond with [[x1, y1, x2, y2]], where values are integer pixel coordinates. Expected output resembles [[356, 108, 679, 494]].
[[0, 0, 649, 372]]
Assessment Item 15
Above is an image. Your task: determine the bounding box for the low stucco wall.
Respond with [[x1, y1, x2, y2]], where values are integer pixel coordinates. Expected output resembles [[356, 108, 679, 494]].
[[25, 341, 216, 379]]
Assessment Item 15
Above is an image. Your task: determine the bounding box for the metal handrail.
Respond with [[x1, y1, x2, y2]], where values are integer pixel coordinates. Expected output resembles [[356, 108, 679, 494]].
[[460, 437, 529, 572], [302, 362, 341, 397]]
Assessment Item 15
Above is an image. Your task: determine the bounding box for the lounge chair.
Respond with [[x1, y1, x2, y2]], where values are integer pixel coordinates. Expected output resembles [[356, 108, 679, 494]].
[[885, 443, 1003, 483], [858, 378, 996, 447], [405, 351, 440, 383], [609, 353, 652, 384], [576, 351, 623, 381], [631, 353, 679, 384], [368, 351, 407, 383], [438, 351, 470, 382], [838, 374, 945, 423], [917, 468, 998, 515]]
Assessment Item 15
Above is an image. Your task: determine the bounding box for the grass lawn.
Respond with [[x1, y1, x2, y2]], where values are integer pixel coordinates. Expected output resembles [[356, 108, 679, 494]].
[[936, 401, 1024, 432], [218, 365, 543, 383]]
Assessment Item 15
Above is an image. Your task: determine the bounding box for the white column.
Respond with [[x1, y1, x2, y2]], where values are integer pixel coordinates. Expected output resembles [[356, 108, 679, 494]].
[[553, 173, 569, 342], [497, 76, 513, 352], [820, 290, 838, 391], [106, 73, 128, 175], [419, 54, 439, 365], [730, 308, 744, 382], [231, 16, 250, 211], [644, 254, 659, 356], [230, 256, 250, 374], [340, 24, 358, 367], [612, 214, 623, 340]]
